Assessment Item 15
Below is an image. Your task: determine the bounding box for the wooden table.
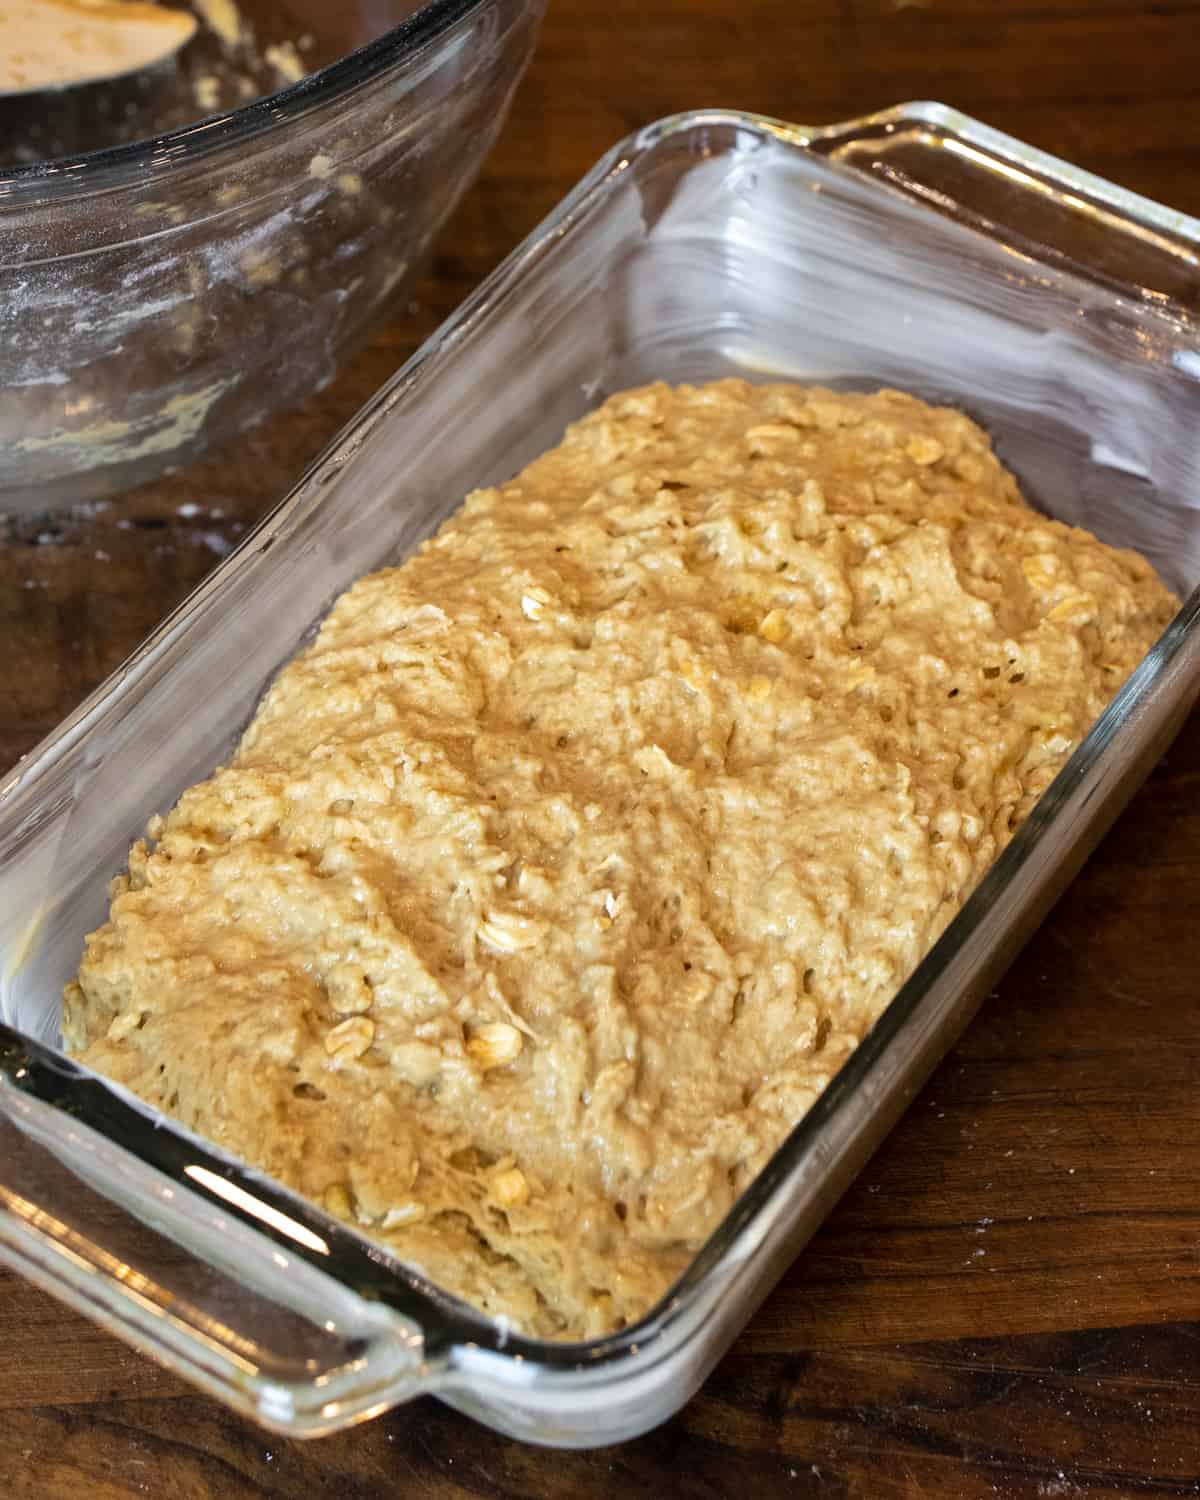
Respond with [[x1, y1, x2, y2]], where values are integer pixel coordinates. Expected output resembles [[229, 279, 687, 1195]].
[[3, 2, 1200, 1495]]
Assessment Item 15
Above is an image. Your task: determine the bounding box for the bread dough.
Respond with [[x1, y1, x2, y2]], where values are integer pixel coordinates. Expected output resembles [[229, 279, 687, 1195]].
[[63, 382, 1178, 1339], [0, 0, 195, 94]]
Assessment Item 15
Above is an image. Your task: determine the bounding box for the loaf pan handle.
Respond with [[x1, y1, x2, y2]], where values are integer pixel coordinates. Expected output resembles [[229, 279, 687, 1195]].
[[799, 101, 1200, 306], [0, 1027, 473, 1436]]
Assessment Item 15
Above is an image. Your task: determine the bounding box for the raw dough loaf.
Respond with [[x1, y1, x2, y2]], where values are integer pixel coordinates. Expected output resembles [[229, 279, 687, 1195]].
[[64, 381, 1178, 1339]]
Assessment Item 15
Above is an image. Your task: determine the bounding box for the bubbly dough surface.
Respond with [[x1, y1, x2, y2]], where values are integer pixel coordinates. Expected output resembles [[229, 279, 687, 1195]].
[[64, 381, 1177, 1339]]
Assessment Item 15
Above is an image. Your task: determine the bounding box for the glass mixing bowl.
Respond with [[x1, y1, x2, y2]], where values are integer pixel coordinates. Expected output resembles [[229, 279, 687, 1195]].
[[0, 0, 545, 510]]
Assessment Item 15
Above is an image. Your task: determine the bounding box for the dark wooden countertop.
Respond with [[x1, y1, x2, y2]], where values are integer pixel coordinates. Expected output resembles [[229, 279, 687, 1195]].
[[3, 1, 1200, 1495]]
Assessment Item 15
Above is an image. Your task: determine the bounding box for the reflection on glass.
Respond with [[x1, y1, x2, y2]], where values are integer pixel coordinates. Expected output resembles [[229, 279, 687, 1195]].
[[184, 1163, 329, 1256]]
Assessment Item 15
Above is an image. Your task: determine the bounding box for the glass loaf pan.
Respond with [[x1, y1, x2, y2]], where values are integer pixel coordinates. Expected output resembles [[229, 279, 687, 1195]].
[[2, 104, 1200, 1448]]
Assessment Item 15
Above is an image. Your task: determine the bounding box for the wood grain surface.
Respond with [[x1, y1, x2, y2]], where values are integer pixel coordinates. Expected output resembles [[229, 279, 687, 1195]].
[[4, 1, 1200, 1495]]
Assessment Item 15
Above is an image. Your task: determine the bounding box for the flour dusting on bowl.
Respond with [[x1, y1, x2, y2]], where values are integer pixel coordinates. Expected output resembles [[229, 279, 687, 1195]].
[[0, 0, 545, 511]]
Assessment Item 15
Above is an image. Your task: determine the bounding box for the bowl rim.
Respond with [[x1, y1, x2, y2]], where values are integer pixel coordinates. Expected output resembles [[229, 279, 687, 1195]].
[[0, 0, 490, 205]]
